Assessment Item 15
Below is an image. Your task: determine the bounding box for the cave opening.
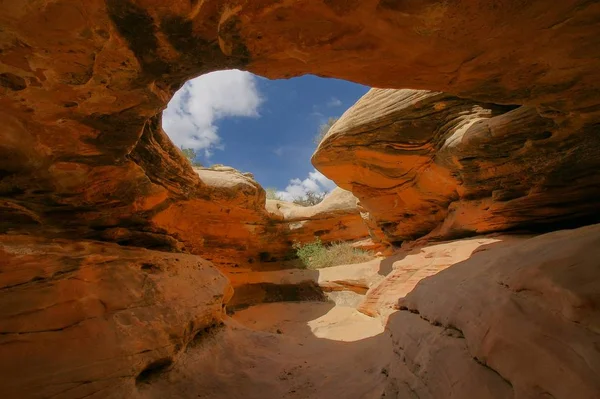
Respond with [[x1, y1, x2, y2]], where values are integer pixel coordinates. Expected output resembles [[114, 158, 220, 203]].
[[3, 1, 600, 397], [161, 69, 369, 203], [159, 68, 392, 313]]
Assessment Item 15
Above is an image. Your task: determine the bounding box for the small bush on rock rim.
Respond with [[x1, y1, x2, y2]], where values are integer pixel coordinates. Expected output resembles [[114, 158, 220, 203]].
[[292, 238, 373, 269]]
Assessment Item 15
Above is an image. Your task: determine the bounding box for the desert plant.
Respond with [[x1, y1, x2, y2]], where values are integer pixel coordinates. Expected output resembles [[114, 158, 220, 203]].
[[180, 146, 203, 167], [314, 117, 339, 145], [265, 187, 282, 200], [292, 238, 373, 269], [293, 191, 326, 206]]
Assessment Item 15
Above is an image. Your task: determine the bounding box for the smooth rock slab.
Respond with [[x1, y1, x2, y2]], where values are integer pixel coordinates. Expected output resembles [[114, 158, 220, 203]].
[[393, 224, 600, 398]]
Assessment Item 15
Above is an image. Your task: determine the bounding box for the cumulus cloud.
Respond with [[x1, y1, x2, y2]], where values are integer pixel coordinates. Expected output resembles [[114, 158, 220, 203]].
[[277, 169, 337, 201], [327, 97, 343, 107], [162, 70, 262, 158], [273, 147, 284, 157]]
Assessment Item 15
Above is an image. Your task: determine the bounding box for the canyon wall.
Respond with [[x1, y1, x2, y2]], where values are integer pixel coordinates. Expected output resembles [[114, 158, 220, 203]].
[[3, 0, 600, 259], [1, 0, 600, 398], [0, 235, 230, 398], [313, 89, 600, 243], [266, 187, 373, 252], [0, 0, 600, 256], [384, 223, 600, 398]]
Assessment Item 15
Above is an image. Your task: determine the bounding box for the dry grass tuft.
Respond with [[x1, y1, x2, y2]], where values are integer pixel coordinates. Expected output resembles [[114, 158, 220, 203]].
[[293, 238, 374, 269]]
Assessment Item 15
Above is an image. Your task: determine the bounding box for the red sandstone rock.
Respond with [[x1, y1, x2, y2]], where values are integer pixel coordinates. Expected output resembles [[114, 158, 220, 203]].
[[1, 0, 600, 262], [313, 89, 600, 243], [1, 2, 600, 398], [357, 235, 524, 317], [0, 235, 230, 398], [266, 187, 371, 248]]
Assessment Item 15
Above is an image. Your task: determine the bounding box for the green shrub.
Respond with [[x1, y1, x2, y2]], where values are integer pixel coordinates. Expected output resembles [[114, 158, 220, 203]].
[[292, 238, 373, 269], [180, 146, 203, 167], [265, 187, 282, 200], [292, 191, 325, 206], [314, 117, 339, 145]]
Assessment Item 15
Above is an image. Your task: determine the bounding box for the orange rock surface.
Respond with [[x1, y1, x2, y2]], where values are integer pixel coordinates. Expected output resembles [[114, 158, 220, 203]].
[[2, 0, 600, 258], [0, 235, 230, 398], [313, 89, 600, 243], [357, 234, 525, 317], [100, 225, 600, 399], [1, 1, 600, 398], [266, 187, 371, 249]]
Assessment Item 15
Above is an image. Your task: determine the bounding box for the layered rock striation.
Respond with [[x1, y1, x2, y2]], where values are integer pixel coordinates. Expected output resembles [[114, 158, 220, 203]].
[[1, 1, 600, 398], [313, 89, 600, 243], [2, 0, 600, 258], [0, 235, 230, 398], [266, 187, 372, 249]]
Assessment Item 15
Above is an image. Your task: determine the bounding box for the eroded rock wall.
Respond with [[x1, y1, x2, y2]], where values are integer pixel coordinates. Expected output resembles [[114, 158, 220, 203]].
[[2, 0, 600, 258], [313, 89, 600, 243], [266, 187, 372, 250], [1, 1, 600, 398], [0, 235, 230, 399], [384, 223, 600, 398]]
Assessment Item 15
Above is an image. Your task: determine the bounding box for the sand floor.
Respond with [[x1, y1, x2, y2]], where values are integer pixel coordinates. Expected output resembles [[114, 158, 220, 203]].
[[137, 302, 393, 399]]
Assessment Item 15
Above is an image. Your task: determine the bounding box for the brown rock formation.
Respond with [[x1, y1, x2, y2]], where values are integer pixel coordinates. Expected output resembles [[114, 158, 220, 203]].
[[1, 1, 600, 398], [0, 235, 229, 399], [149, 165, 277, 268], [149, 169, 372, 269], [88, 225, 599, 399], [2, 0, 600, 257], [227, 257, 385, 310], [313, 89, 600, 243], [385, 223, 600, 398], [357, 234, 526, 317], [266, 187, 371, 249]]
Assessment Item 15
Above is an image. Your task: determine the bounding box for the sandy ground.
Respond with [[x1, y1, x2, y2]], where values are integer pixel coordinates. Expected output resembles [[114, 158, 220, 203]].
[[136, 234, 529, 399], [137, 302, 393, 399]]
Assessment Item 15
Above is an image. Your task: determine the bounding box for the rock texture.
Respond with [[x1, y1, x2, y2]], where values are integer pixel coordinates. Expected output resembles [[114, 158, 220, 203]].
[[357, 235, 524, 317], [133, 303, 392, 399], [266, 188, 372, 250], [0, 235, 230, 399], [2, 0, 600, 260], [385, 223, 600, 399], [149, 166, 278, 268], [313, 89, 600, 243], [121, 225, 600, 399], [1, 1, 600, 398], [227, 257, 385, 310]]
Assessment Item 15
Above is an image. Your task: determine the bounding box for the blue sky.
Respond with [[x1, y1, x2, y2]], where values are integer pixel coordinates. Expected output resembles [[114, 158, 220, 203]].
[[162, 70, 369, 200]]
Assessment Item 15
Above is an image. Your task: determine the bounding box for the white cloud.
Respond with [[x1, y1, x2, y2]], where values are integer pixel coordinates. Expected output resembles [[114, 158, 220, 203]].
[[327, 97, 342, 107], [273, 147, 283, 157], [162, 70, 262, 158], [277, 169, 337, 201]]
